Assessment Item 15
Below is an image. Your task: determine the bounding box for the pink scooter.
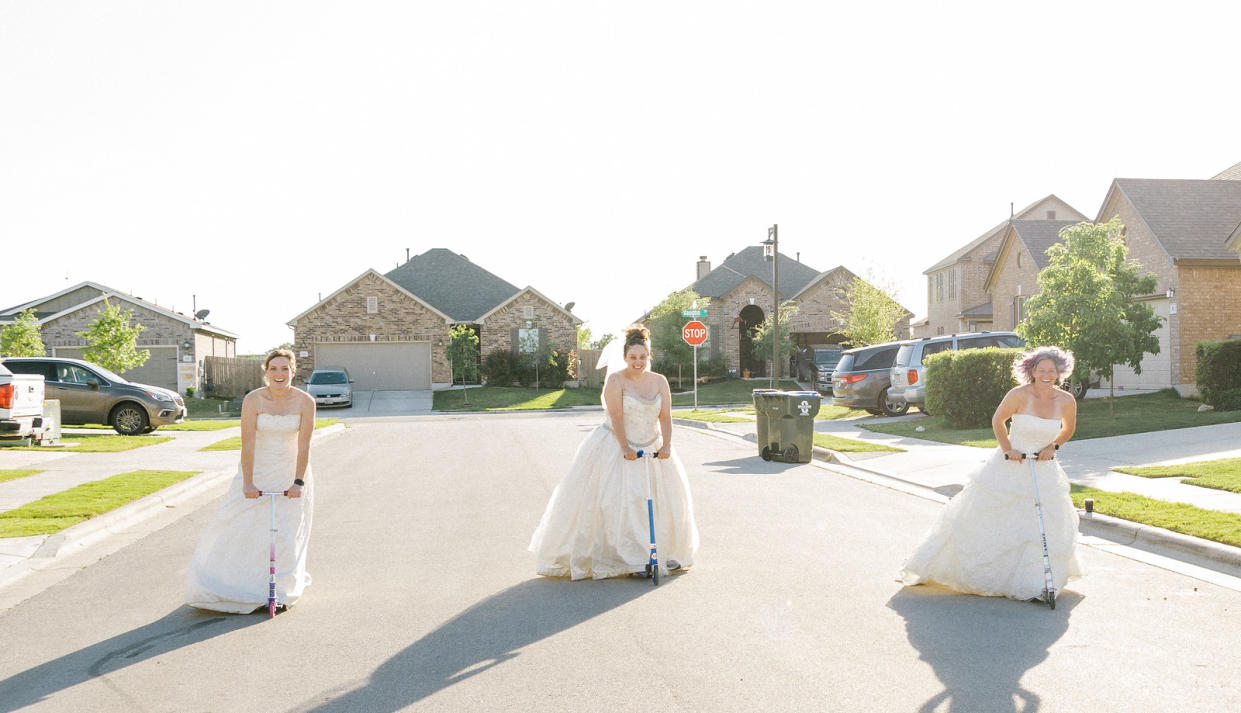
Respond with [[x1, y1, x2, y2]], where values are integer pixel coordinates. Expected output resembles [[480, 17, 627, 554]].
[[257, 490, 289, 618]]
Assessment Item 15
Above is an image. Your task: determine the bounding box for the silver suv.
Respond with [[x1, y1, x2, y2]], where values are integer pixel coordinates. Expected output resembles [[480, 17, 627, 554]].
[[888, 332, 1025, 413], [0, 357, 186, 435]]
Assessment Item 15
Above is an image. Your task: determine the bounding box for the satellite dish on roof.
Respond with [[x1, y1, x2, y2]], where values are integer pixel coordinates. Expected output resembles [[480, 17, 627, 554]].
[[564, 302, 575, 312], [195, 309, 210, 320]]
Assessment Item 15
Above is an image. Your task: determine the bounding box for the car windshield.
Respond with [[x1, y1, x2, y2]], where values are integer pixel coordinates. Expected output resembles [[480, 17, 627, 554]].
[[997, 334, 1025, 348], [815, 351, 842, 366], [310, 371, 348, 385], [83, 363, 128, 384]]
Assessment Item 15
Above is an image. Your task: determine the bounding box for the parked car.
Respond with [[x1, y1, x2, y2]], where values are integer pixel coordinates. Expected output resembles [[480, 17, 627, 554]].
[[795, 345, 844, 393], [0, 357, 186, 435], [831, 340, 909, 416], [305, 367, 353, 407], [0, 362, 45, 440], [889, 332, 1026, 413]]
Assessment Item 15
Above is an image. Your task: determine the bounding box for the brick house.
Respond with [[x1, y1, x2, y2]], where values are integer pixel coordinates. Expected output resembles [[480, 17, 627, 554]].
[[682, 247, 911, 377], [918, 195, 1087, 337], [1093, 177, 1241, 394], [0, 281, 238, 393], [982, 220, 1082, 332], [288, 249, 580, 389]]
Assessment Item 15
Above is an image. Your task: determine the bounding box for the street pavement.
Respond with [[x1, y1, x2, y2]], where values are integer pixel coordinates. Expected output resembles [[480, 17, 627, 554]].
[[1, 412, 1240, 712]]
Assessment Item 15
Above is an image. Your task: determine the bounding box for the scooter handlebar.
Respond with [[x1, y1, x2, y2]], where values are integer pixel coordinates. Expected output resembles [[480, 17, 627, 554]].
[[257, 490, 290, 496]]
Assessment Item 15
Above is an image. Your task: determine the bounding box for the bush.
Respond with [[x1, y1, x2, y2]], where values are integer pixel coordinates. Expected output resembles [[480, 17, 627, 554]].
[[483, 349, 518, 386], [1196, 340, 1241, 410], [924, 347, 1024, 428], [541, 350, 571, 389], [185, 386, 196, 399]]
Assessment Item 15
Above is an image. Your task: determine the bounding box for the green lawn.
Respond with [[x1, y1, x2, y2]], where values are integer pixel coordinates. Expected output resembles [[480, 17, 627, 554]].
[[1070, 484, 1241, 549], [861, 390, 1241, 447], [433, 387, 603, 411], [186, 397, 235, 418], [199, 418, 341, 451], [1116, 458, 1241, 494], [0, 470, 199, 538], [673, 409, 753, 423], [813, 433, 904, 453], [671, 379, 804, 407], [0, 469, 42, 484], [5, 434, 174, 452]]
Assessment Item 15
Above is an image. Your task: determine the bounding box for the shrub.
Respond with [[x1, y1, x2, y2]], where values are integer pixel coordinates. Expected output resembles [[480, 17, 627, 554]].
[[185, 386, 196, 399], [924, 347, 1024, 428], [541, 350, 571, 389], [482, 349, 518, 386], [1196, 340, 1241, 410]]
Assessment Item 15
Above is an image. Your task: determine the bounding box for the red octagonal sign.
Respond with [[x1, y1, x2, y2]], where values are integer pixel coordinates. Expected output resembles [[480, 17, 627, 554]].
[[682, 320, 708, 346]]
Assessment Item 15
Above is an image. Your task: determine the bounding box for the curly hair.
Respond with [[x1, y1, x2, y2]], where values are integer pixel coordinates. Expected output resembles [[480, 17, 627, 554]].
[[623, 325, 651, 355], [1012, 346, 1074, 385]]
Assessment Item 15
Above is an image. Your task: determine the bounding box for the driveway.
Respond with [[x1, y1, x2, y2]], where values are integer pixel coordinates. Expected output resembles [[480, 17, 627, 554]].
[[317, 390, 433, 418]]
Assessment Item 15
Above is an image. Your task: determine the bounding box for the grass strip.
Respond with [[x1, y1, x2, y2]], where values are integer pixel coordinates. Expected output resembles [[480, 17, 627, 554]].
[[0, 469, 42, 484], [0, 469, 199, 537], [813, 433, 904, 453], [199, 418, 341, 451], [1116, 458, 1241, 494], [671, 380, 804, 408], [4, 434, 174, 453], [433, 387, 603, 411], [673, 409, 752, 423], [1069, 484, 1241, 549], [861, 390, 1241, 447]]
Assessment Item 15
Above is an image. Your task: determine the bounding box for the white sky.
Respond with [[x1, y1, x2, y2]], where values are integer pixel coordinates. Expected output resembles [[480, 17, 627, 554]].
[[3, 1, 1238, 353]]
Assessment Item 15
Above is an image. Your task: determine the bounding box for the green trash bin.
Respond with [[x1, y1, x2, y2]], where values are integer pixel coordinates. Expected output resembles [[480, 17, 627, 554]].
[[768, 390, 821, 463], [751, 389, 781, 460]]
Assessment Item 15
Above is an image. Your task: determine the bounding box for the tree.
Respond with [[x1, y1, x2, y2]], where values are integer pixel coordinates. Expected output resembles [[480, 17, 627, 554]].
[[1017, 218, 1162, 416], [646, 287, 710, 372], [0, 309, 45, 357], [576, 325, 593, 349], [751, 300, 800, 378], [832, 275, 906, 347], [75, 298, 150, 374], [445, 324, 480, 402], [590, 333, 614, 350]]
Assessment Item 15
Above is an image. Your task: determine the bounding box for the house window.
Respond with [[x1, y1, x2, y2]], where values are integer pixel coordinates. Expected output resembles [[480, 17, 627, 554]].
[[1046, 210, 1056, 219], [936, 326, 944, 335], [935, 274, 944, 303], [366, 296, 378, 314], [1013, 295, 1027, 325], [523, 306, 535, 319], [1017, 252, 1022, 269], [518, 328, 539, 353], [928, 279, 934, 305], [947, 269, 956, 300]]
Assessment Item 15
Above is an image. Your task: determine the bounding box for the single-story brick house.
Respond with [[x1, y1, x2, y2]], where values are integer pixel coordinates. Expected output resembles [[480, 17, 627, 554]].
[[0, 281, 238, 393], [1094, 176, 1241, 394], [288, 249, 581, 389], [679, 247, 911, 377], [917, 195, 1087, 337]]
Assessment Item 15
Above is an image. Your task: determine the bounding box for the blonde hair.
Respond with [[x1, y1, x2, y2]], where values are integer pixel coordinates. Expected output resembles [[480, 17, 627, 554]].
[[263, 349, 297, 373]]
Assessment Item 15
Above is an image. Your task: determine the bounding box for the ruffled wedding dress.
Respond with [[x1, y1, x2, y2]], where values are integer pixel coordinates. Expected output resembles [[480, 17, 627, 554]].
[[186, 413, 314, 612], [530, 392, 699, 580], [899, 414, 1081, 600]]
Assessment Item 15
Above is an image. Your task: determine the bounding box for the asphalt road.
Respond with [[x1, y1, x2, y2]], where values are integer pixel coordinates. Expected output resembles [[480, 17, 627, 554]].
[[1, 412, 1239, 712]]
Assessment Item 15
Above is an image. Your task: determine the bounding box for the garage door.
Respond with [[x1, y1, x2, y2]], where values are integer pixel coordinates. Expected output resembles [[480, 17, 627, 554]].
[[314, 342, 431, 390], [54, 346, 179, 391], [1108, 300, 1172, 389]]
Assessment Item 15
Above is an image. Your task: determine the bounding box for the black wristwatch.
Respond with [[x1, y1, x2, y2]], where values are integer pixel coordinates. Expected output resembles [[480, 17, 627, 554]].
[[293, 478, 305, 486], [1052, 443, 1060, 451]]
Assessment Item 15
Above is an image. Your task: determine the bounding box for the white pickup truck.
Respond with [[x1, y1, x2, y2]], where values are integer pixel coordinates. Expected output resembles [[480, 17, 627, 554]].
[[0, 361, 45, 440]]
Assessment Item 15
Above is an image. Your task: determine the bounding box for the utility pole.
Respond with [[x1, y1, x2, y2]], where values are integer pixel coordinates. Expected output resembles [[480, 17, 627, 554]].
[[764, 224, 779, 388]]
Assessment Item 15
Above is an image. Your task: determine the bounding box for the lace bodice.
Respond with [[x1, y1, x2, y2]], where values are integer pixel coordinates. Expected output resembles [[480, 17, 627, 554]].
[[253, 412, 302, 475], [1008, 413, 1060, 454], [621, 392, 662, 450]]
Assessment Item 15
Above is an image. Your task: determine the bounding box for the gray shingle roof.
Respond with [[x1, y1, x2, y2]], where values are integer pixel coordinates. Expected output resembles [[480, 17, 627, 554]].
[[1213, 161, 1241, 180], [691, 246, 822, 299], [385, 249, 520, 321], [1010, 220, 1080, 270], [1108, 179, 1241, 261], [925, 195, 1087, 273], [959, 301, 993, 317]]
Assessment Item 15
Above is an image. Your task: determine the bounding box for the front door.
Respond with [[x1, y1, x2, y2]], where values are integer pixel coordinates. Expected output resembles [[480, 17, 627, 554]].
[[738, 304, 766, 377]]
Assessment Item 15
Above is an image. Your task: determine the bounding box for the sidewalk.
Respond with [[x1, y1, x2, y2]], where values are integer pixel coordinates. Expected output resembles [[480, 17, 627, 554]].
[[704, 412, 1241, 514]]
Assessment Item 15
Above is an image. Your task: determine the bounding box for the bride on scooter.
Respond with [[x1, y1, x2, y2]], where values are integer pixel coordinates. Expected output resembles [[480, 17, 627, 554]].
[[898, 346, 1082, 602], [530, 325, 699, 580]]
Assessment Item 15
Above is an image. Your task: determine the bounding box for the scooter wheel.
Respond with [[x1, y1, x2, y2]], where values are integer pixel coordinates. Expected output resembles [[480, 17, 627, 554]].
[[1047, 590, 1056, 610], [652, 568, 660, 586], [268, 601, 277, 619]]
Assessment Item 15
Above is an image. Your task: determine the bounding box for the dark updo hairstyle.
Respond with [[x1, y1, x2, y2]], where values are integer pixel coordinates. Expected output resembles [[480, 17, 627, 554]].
[[623, 325, 651, 356]]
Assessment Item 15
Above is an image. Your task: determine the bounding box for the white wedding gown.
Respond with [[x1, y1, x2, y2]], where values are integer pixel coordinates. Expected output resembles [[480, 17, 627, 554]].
[[185, 413, 314, 612], [899, 414, 1082, 600], [530, 392, 699, 580]]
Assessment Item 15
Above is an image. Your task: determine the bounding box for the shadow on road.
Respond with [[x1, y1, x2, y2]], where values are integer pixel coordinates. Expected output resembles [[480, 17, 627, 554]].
[[701, 456, 800, 475], [0, 607, 259, 712], [888, 586, 1080, 713], [287, 576, 658, 713]]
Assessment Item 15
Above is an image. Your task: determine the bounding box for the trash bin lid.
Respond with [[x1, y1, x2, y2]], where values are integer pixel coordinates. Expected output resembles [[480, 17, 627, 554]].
[[784, 390, 821, 398], [752, 388, 781, 394]]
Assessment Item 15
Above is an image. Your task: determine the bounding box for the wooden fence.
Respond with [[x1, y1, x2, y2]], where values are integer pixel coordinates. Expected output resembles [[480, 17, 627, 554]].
[[203, 356, 264, 399], [576, 349, 603, 388]]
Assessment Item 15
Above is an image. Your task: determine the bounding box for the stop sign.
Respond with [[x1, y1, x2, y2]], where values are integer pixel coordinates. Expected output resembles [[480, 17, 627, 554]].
[[682, 320, 708, 346]]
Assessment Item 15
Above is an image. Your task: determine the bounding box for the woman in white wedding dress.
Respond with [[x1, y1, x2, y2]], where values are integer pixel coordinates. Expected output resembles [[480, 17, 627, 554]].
[[530, 326, 699, 580], [899, 346, 1082, 601], [186, 349, 317, 613]]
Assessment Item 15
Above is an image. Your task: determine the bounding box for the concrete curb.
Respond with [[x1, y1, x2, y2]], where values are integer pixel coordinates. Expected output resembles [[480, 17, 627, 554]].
[[673, 417, 1241, 570], [0, 422, 349, 593]]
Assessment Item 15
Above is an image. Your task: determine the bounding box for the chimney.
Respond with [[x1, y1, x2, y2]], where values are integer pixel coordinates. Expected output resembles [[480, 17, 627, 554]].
[[696, 255, 711, 280]]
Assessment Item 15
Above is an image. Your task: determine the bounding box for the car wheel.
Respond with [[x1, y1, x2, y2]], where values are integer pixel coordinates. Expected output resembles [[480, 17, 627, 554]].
[[1065, 379, 1087, 401], [111, 403, 149, 435], [880, 388, 909, 417]]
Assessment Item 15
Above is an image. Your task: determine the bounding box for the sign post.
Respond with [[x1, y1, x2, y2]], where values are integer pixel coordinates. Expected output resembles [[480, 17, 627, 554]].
[[681, 319, 709, 409]]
